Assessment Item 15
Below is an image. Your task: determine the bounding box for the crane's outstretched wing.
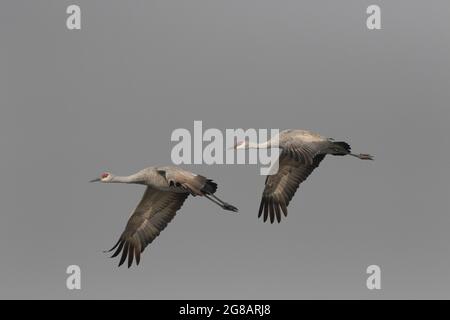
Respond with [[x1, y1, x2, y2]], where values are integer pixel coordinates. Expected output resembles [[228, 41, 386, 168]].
[[281, 140, 326, 166], [106, 187, 189, 267], [258, 154, 326, 223]]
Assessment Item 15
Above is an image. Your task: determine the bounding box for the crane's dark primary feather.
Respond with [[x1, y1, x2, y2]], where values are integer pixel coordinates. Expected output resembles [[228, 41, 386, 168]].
[[258, 154, 326, 223]]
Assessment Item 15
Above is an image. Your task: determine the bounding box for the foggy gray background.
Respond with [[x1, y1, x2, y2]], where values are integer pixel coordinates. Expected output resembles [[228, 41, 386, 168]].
[[1, 0, 449, 299]]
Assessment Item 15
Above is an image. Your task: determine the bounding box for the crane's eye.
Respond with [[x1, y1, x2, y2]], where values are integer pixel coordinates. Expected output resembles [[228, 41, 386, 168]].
[[101, 173, 109, 179]]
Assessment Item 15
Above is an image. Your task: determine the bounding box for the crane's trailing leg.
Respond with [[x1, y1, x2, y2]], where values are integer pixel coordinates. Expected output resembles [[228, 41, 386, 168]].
[[204, 194, 238, 212], [211, 194, 239, 212], [199, 178, 238, 212], [330, 141, 374, 160], [350, 153, 374, 160]]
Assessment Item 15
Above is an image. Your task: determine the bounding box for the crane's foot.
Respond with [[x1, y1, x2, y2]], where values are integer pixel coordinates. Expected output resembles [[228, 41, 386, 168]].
[[222, 203, 239, 212], [358, 153, 374, 160]]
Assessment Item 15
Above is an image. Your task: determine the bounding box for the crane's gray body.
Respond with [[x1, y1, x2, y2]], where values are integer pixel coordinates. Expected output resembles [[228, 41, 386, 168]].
[[91, 165, 237, 267], [252, 129, 373, 223], [129, 166, 196, 193], [276, 129, 334, 154]]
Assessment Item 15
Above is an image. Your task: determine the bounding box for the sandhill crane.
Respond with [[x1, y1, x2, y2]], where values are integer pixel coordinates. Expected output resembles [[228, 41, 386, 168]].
[[90, 166, 238, 267], [234, 129, 373, 223]]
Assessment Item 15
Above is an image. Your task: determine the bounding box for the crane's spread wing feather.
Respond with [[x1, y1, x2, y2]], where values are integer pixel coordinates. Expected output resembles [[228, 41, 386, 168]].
[[281, 140, 326, 165], [258, 154, 326, 223], [106, 186, 189, 267]]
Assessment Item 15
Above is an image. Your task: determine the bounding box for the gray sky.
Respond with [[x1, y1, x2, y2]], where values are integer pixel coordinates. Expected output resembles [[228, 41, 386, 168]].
[[0, 0, 449, 299]]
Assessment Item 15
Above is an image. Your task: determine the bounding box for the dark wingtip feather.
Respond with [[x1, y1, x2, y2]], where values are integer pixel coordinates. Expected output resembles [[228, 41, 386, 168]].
[[275, 205, 281, 223], [263, 200, 269, 222], [135, 245, 141, 266], [127, 244, 134, 268], [258, 199, 264, 218], [118, 242, 129, 267], [280, 202, 288, 217], [269, 199, 275, 224], [259, 198, 286, 223], [110, 240, 125, 258], [104, 238, 121, 253]]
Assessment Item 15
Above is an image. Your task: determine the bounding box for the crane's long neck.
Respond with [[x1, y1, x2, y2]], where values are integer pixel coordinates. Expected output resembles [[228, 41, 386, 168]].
[[247, 139, 277, 149], [110, 173, 145, 184]]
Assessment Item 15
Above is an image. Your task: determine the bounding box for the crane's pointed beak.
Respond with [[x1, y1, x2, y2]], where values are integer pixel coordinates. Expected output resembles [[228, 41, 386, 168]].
[[89, 178, 101, 183]]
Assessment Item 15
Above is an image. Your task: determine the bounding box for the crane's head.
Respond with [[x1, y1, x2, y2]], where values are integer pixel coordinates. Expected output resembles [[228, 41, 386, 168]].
[[90, 172, 113, 183]]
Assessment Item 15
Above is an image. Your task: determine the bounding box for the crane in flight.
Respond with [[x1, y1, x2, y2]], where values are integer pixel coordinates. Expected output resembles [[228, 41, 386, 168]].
[[90, 166, 238, 267], [234, 129, 373, 223]]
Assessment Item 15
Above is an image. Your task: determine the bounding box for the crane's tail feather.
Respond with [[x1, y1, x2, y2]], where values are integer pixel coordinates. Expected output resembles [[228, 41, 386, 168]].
[[332, 141, 351, 155], [200, 179, 218, 194]]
